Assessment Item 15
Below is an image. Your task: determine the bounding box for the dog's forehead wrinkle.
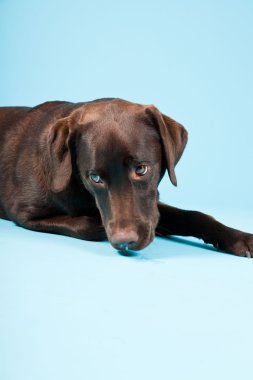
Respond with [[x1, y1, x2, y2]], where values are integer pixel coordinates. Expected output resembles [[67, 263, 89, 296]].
[[96, 129, 154, 161], [91, 115, 159, 145]]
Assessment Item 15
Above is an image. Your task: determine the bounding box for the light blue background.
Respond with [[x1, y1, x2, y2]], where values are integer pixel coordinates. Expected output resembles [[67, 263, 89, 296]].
[[1, 1, 253, 379]]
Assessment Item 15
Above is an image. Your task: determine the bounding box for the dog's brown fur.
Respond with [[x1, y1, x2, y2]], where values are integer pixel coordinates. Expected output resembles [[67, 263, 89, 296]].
[[0, 98, 252, 255]]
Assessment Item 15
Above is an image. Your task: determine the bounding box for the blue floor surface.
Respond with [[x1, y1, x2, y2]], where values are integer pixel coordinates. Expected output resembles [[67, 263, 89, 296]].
[[1, 212, 253, 380]]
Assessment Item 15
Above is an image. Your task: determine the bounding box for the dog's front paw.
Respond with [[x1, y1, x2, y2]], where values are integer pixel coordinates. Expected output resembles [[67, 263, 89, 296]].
[[216, 230, 253, 258]]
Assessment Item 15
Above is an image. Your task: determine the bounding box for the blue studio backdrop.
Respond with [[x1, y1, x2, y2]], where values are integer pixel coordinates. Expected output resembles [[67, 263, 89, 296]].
[[1, 1, 253, 380]]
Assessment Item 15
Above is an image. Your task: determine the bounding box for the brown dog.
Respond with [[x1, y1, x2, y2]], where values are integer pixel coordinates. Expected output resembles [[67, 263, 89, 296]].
[[0, 98, 252, 256]]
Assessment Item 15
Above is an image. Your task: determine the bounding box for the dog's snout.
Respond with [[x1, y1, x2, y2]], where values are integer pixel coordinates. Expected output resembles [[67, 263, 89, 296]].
[[110, 230, 139, 250]]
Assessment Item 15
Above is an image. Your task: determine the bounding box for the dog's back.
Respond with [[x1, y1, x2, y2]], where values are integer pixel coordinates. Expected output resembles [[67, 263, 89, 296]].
[[0, 102, 73, 219]]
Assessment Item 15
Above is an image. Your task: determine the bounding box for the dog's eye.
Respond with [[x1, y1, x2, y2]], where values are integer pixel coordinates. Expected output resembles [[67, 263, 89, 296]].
[[89, 174, 103, 184], [135, 165, 148, 176]]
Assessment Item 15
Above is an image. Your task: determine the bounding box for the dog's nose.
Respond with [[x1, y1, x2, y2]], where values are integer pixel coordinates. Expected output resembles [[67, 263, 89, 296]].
[[110, 230, 139, 250]]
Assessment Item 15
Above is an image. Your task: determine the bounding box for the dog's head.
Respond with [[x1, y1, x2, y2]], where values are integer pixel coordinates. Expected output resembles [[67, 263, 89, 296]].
[[46, 99, 188, 250]]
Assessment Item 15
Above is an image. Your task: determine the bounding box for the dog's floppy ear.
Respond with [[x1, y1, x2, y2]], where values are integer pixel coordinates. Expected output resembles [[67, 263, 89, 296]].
[[46, 116, 74, 192], [145, 105, 188, 186]]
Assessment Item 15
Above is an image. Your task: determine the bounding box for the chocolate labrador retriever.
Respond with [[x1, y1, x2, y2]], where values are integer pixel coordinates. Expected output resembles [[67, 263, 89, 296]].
[[0, 98, 252, 256]]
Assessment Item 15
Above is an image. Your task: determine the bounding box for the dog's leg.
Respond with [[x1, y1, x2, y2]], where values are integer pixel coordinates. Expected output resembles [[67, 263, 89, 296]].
[[18, 215, 106, 241], [157, 202, 253, 257]]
